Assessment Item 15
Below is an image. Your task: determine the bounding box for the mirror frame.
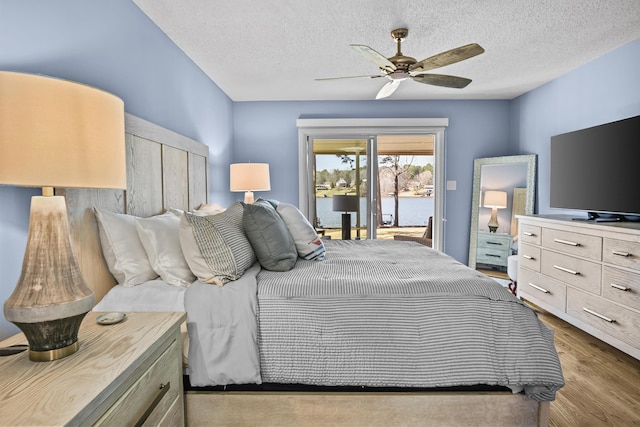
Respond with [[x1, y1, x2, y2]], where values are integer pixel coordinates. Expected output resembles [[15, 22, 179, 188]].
[[468, 154, 537, 272]]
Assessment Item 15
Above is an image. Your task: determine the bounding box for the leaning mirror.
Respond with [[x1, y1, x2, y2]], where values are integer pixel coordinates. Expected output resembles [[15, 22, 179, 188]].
[[468, 155, 536, 278]]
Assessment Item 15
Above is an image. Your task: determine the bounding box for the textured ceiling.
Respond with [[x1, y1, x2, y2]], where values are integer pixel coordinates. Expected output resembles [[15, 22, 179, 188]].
[[133, 0, 640, 101]]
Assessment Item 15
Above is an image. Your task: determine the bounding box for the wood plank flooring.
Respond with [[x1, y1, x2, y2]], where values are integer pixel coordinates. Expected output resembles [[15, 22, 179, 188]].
[[532, 305, 640, 426]]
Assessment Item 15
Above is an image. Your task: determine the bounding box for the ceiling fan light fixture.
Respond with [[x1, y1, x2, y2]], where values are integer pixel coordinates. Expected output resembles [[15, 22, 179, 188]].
[[319, 28, 484, 99]]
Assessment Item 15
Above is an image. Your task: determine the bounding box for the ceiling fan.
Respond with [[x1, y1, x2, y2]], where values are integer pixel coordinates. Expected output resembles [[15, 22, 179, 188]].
[[317, 28, 484, 99]]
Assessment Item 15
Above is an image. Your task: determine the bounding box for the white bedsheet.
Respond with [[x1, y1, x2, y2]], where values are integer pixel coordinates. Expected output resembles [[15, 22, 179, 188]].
[[92, 279, 190, 312]]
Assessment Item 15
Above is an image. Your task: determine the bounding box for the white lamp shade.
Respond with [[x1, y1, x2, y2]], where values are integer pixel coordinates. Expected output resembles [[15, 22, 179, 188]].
[[483, 190, 508, 209], [230, 163, 271, 192], [0, 71, 126, 189], [332, 195, 359, 212]]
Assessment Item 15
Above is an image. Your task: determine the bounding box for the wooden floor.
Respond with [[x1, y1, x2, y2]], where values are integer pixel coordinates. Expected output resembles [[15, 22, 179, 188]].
[[532, 305, 640, 426]]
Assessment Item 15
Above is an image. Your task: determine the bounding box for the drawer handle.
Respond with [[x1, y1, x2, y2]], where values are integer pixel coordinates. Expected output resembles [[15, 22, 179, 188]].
[[553, 265, 579, 275], [522, 255, 535, 260], [523, 232, 536, 237], [554, 238, 580, 247], [134, 382, 171, 427], [612, 250, 631, 257], [487, 254, 502, 258], [610, 283, 630, 292], [528, 283, 550, 294], [583, 307, 615, 323]]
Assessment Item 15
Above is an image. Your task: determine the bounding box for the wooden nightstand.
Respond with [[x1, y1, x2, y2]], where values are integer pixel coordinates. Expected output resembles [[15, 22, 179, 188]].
[[0, 311, 186, 426]]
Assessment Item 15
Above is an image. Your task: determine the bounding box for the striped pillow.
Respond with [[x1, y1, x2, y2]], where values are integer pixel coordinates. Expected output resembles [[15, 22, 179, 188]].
[[185, 202, 256, 286]]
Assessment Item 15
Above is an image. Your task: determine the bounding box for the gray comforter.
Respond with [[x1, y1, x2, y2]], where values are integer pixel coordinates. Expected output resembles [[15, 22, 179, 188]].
[[188, 239, 564, 401]]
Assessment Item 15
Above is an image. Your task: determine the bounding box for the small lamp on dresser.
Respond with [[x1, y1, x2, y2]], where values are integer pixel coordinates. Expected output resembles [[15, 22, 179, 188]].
[[0, 71, 126, 361], [230, 163, 271, 203], [483, 190, 508, 233]]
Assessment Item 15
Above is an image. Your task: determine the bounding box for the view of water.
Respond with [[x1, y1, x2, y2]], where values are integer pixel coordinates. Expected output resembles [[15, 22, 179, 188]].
[[316, 197, 433, 228]]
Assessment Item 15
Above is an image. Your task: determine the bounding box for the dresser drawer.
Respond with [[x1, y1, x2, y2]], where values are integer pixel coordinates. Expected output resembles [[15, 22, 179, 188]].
[[603, 238, 640, 270], [542, 228, 602, 261], [520, 224, 541, 246], [518, 268, 566, 312], [95, 338, 182, 426], [602, 266, 640, 311], [519, 243, 541, 272], [567, 288, 640, 350], [541, 250, 601, 294]]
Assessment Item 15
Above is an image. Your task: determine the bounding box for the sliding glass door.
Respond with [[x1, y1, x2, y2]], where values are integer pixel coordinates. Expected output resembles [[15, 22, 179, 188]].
[[297, 118, 448, 251], [307, 135, 435, 241]]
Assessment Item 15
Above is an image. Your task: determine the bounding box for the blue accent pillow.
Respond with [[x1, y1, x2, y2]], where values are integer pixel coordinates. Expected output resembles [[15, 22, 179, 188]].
[[243, 200, 297, 271]]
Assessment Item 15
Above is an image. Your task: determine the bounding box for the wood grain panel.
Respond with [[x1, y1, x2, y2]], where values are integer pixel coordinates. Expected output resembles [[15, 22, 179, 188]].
[[126, 134, 163, 217], [567, 287, 640, 349], [186, 392, 546, 427], [0, 312, 186, 426], [62, 114, 209, 302], [189, 153, 208, 210], [162, 145, 189, 211], [59, 188, 124, 302], [602, 265, 640, 311]]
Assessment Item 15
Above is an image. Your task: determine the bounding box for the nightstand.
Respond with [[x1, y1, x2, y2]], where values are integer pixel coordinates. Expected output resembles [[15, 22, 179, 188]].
[[476, 232, 513, 271], [0, 311, 186, 426]]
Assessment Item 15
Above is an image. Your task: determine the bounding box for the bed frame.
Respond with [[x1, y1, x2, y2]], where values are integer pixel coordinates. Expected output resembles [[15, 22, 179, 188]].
[[63, 115, 550, 427]]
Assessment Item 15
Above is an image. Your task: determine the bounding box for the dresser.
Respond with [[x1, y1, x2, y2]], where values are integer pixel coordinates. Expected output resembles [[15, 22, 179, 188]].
[[0, 311, 186, 426], [476, 231, 513, 271], [517, 215, 640, 360]]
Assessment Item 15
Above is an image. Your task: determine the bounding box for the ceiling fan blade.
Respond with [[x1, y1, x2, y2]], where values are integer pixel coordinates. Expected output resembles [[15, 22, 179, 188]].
[[375, 79, 402, 99], [315, 74, 386, 81], [410, 43, 484, 73], [411, 74, 472, 89], [350, 44, 396, 73]]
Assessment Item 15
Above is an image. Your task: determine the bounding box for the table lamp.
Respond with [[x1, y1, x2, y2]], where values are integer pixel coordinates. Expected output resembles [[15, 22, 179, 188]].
[[230, 163, 271, 203], [332, 195, 359, 240], [0, 71, 126, 361], [483, 190, 508, 233]]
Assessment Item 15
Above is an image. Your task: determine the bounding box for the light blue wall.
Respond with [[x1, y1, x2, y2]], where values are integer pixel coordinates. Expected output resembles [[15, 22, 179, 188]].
[[233, 100, 512, 261], [0, 0, 233, 339], [510, 39, 640, 216]]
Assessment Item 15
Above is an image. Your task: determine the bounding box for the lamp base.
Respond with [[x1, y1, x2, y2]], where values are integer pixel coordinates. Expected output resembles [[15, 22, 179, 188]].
[[30, 341, 79, 362], [487, 207, 499, 233], [244, 191, 255, 204], [3, 195, 95, 362], [341, 213, 352, 240], [12, 311, 87, 362]]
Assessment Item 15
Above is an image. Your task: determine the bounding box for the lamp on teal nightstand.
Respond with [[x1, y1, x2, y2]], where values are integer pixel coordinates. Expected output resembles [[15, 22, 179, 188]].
[[483, 190, 508, 233], [0, 71, 126, 361]]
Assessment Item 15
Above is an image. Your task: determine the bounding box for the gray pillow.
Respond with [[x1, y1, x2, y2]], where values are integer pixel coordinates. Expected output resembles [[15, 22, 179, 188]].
[[243, 200, 297, 271], [185, 202, 256, 286]]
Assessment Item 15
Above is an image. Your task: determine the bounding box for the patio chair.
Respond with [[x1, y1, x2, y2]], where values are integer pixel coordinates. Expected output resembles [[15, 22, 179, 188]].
[[393, 216, 432, 247]]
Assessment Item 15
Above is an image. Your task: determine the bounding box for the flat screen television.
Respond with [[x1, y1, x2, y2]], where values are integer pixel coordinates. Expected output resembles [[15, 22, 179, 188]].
[[550, 114, 640, 221]]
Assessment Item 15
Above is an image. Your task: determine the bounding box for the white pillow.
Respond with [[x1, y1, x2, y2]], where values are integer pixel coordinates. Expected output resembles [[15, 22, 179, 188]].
[[135, 213, 196, 287], [274, 201, 326, 260], [94, 208, 158, 287]]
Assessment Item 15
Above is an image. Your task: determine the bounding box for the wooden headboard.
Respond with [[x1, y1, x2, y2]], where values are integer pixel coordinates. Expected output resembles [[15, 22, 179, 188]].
[[59, 113, 210, 303]]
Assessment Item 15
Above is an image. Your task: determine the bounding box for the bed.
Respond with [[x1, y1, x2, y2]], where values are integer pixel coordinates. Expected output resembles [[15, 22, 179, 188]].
[[63, 114, 563, 426]]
